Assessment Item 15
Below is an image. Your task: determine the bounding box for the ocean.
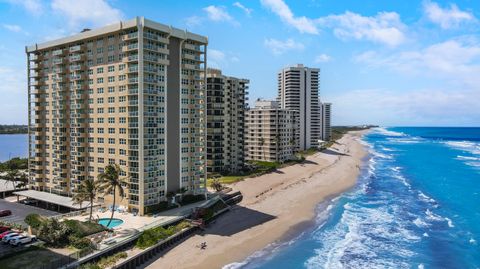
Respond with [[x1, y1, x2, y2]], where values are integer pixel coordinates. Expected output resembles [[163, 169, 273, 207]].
[[225, 127, 480, 269], [0, 134, 28, 162]]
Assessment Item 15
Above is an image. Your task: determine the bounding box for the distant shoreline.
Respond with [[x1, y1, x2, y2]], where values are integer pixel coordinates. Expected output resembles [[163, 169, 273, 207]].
[[0, 132, 28, 135], [144, 130, 370, 269]]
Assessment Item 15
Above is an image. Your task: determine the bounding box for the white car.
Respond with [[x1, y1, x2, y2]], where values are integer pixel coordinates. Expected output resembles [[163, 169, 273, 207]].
[[10, 235, 36, 246], [2, 233, 21, 243]]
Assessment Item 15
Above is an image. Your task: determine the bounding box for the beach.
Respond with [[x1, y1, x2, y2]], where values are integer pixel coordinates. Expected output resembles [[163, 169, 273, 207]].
[[143, 130, 369, 269]]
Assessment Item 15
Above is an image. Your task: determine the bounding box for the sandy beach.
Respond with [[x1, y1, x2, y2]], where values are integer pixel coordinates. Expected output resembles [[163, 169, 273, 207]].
[[142, 130, 369, 269]]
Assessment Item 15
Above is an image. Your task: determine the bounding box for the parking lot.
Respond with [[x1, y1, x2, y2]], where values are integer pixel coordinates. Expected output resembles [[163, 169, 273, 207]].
[[0, 199, 57, 226]]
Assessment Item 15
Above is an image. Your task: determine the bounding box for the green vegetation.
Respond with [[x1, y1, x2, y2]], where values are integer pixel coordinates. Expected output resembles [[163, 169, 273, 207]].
[[0, 124, 27, 134], [0, 157, 28, 171], [72, 178, 98, 222], [96, 164, 128, 228], [144, 201, 173, 215], [135, 221, 192, 249], [79, 252, 128, 269], [0, 220, 26, 231], [24, 213, 47, 229], [332, 126, 373, 142], [207, 161, 280, 186], [63, 219, 105, 237], [27, 215, 105, 249]]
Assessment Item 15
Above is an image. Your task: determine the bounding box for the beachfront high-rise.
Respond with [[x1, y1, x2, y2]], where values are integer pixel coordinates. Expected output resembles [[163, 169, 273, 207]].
[[245, 100, 297, 163], [320, 103, 332, 141], [277, 64, 321, 150], [26, 17, 207, 215], [206, 69, 249, 174]]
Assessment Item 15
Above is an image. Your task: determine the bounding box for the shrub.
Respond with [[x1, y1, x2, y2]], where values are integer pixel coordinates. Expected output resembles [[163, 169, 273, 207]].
[[63, 219, 106, 237], [69, 235, 93, 250], [24, 213, 44, 229], [135, 222, 188, 249], [96, 252, 128, 268], [37, 219, 71, 247]]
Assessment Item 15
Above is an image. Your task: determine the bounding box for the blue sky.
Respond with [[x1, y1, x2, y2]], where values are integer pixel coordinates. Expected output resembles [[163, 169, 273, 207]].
[[1, 0, 480, 126]]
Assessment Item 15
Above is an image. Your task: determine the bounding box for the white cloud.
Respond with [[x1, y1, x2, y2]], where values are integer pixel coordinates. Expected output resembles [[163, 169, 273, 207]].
[[260, 0, 318, 34], [423, 0, 475, 29], [329, 88, 480, 126], [2, 0, 43, 15], [233, 2, 252, 16], [261, 0, 406, 46], [203, 5, 238, 25], [315, 53, 331, 63], [317, 11, 407, 47], [208, 49, 240, 68], [185, 16, 203, 28], [354, 39, 480, 85], [2, 24, 22, 33], [51, 0, 123, 29], [264, 38, 304, 55]]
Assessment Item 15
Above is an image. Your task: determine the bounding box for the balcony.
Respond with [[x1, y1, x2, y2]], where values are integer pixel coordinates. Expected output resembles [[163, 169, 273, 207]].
[[182, 63, 199, 71], [122, 32, 138, 41], [125, 55, 138, 62], [69, 54, 84, 62], [184, 43, 204, 52], [52, 58, 64, 65], [122, 43, 138, 52], [30, 63, 39, 69], [52, 49, 64, 56], [69, 45, 83, 53]]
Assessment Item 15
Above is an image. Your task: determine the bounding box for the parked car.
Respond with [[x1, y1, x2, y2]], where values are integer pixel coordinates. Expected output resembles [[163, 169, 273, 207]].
[[0, 226, 10, 233], [0, 210, 12, 217], [10, 235, 36, 246], [2, 233, 20, 243], [21, 199, 36, 205], [0, 231, 15, 239]]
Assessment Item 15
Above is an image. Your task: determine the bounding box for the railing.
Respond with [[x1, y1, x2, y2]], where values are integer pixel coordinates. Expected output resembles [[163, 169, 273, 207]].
[[48, 205, 100, 220]]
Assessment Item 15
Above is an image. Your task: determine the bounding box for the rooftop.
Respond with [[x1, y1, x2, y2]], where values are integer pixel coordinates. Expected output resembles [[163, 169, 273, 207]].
[[13, 190, 99, 209]]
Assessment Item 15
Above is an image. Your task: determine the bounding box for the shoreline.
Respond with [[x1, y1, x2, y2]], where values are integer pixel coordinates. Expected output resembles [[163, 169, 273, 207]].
[[143, 130, 370, 269]]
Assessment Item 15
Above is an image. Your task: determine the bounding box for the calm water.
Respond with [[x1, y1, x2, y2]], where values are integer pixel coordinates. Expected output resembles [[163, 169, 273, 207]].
[[0, 134, 28, 162], [225, 127, 480, 269]]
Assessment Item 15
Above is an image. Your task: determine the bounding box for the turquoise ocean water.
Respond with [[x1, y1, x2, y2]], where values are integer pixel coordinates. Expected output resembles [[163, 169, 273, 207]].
[[224, 127, 480, 269]]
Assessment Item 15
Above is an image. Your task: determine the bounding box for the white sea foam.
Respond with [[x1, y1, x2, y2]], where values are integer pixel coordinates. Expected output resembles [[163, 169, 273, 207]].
[[423, 232, 429, 237], [456, 155, 480, 161], [469, 238, 477, 245], [445, 217, 455, 228], [418, 264, 425, 269], [393, 174, 411, 188], [413, 217, 429, 228], [418, 191, 436, 204], [425, 209, 443, 221], [375, 127, 406, 137]]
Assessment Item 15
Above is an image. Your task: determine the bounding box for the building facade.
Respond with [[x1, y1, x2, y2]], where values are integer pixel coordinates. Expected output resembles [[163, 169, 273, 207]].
[[277, 64, 321, 150], [26, 17, 207, 215], [320, 103, 332, 141], [245, 100, 297, 163], [206, 69, 248, 174]]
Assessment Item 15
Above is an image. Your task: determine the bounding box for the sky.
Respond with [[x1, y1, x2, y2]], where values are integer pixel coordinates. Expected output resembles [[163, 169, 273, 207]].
[[0, 0, 480, 126]]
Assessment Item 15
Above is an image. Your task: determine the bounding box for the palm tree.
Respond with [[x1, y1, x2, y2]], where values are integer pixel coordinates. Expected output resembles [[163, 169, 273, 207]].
[[97, 164, 128, 228], [210, 179, 223, 192], [72, 178, 97, 222], [1, 170, 25, 190]]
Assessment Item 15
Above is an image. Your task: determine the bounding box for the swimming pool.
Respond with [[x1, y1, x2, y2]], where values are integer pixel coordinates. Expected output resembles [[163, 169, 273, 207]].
[[98, 218, 124, 228]]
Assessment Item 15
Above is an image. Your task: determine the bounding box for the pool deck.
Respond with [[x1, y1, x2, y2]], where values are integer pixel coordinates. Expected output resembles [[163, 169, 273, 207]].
[[68, 200, 206, 231]]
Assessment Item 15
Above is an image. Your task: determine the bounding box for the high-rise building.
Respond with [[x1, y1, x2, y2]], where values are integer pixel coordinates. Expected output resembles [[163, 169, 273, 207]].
[[277, 64, 321, 150], [206, 69, 248, 174], [245, 100, 297, 163], [26, 17, 207, 215], [320, 103, 332, 141]]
